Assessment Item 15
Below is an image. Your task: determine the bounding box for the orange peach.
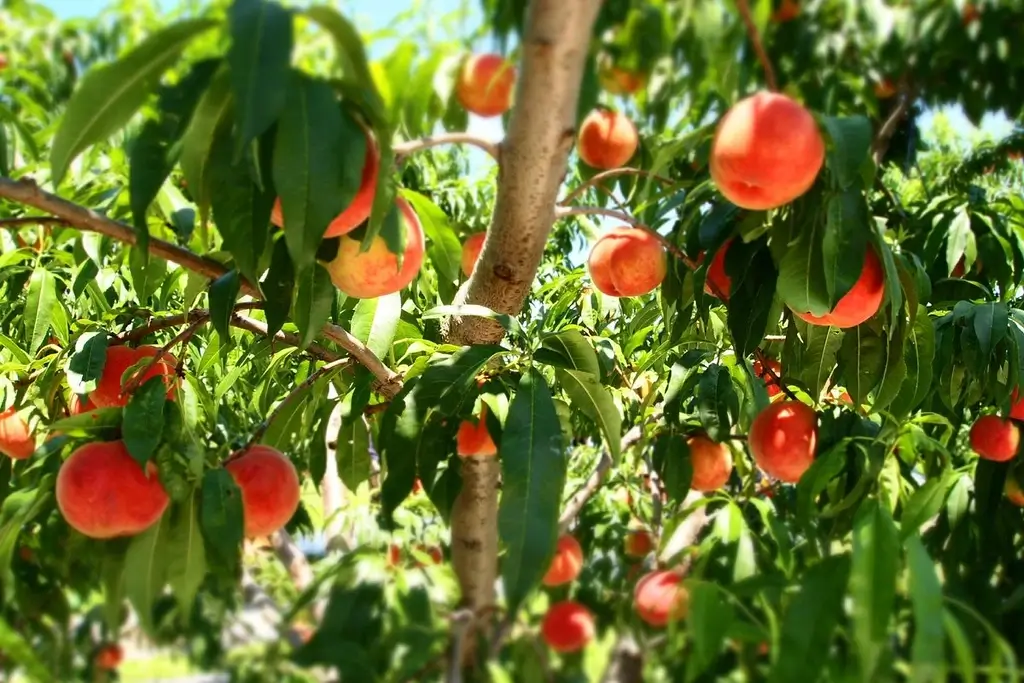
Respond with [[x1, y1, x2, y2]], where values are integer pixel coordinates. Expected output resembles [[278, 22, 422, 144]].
[[791, 248, 885, 328], [225, 445, 301, 538], [753, 359, 783, 398], [688, 435, 733, 492], [970, 415, 1020, 462], [1010, 388, 1024, 421], [387, 543, 402, 567], [324, 197, 425, 299], [1006, 474, 1024, 507], [962, 3, 980, 25], [704, 239, 733, 300], [456, 405, 497, 458], [56, 440, 169, 539], [874, 79, 896, 99], [588, 227, 667, 297], [772, 0, 800, 22], [89, 345, 177, 409], [624, 529, 654, 558], [599, 64, 646, 95], [749, 401, 817, 483], [578, 109, 639, 170], [541, 600, 595, 653], [461, 232, 486, 277], [271, 126, 379, 238], [634, 570, 689, 627], [542, 534, 584, 587], [69, 393, 96, 415], [455, 53, 516, 117], [710, 92, 824, 210], [94, 644, 123, 671], [0, 408, 35, 460]]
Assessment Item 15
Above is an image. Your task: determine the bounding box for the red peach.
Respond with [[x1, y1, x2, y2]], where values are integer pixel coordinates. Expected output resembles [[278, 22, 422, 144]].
[[94, 644, 123, 671], [225, 445, 301, 538], [0, 408, 35, 460], [772, 0, 800, 22], [791, 248, 885, 329], [1011, 388, 1024, 421], [461, 232, 486, 277], [753, 358, 783, 398], [541, 600, 595, 653], [455, 53, 516, 117], [688, 435, 733, 492], [89, 345, 177, 409], [588, 227, 667, 297], [456, 405, 497, 458], [1006, 474, 1024, 507], [542, 534, 584, 587], [749, 401, 817, 483], [598, 64, 646, 95], [624, 529, 654, 558], [970, 415, 1020, 462], [578, 109, 639, 170], [634, 570, 689, 627], [704, 239, 733, 300], [69, 393, 97, 415]]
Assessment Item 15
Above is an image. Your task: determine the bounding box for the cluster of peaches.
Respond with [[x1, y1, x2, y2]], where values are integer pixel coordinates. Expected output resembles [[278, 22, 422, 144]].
[[0, 344, 302, 542]]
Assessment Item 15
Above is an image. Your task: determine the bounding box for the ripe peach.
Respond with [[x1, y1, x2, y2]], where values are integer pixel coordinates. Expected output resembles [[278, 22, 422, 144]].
[[624, 529, 654, 558], [588, 227, 667, 297], [749, 401, 817, 483], [772, 0, 800, 22], [791, 248, 885, 328], [598, 64, 645, 95], [542, 534, 584, 587], [413, 544, 443, 567], [325, 197, 425, 299], [753, 359, 783, 398], [387, 543, 402, 567], [0, 408, 35, 460], [710, 92, 824, 210], [541, 600, 595, 653], [1010, 388, 1024, 421], [94, 643, 123, 671], [56, 441, 169, 539], [1010, 151, 1023, 162], [455, 53, 516, 117], [69, 393, 96, 415], [688, 435, 733, 492], [1006, 474, 1024, 507], [461, 232, 486, 277], [970, 415, 1020, 462], [0, 54, 7, 70], [271, 127, 379, 238], [578, 109, 639, 170], [89, 345, 177, 409], [456, 406, 497, 458], [962, 3, 980, 25], [225, 445, 301, 538], [634, 570, 689, 627], [704, 239, 733, 300], [874, 79, 896, 99]]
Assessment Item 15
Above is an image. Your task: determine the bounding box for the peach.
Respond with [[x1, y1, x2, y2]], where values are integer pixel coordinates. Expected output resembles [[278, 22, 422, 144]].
[[624, 529, 654, 558], [56, 440, 169, 539], [461, 232, 486, 277], [791, 248, 885, 329], [455, 53, 516, 117], [970, 415, 1020, 462], [588, 227, 667, 297], [324, 198, 425, 299], [541, 600, 595, 653], [704, 239, 733, 300], [1006, 474, 1024, 507], [962, 3, 980, 25], [688, 435, 733, 492], [412, 544, 443, 567], [749, 401, 817, 483], [1010, 388, 1024, 421], [634, 570, 689, 627], [387, 543, 402, 567], [578, 109, 639, 170], [753, 358, 783, 398], [225, 445, 301, 538], [89, 345, 177, 409], [69, 393, 96, 415], [0, 408, 35, 460], [874, 79, 896, 99], [456, 406, 497, 458], [271, 127, 379, 238], [772, 0, 800, 22], [94, 644, 123, 671], [599, 64, 645, 95], [710, 92, 824, 210], [542, 534, 584, 587]]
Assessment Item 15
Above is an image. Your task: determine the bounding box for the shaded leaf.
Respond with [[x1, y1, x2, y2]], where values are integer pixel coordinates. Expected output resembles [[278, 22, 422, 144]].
[[850, 498, 900, 678], [209, 270, 241, 344], [293, 263, 334, 350], [123, 510, 171, 635], [122, 376, 168, 467], [336, 416, 371, 492], [23, 267, 56, 355], [199, 469, 243, 564], [907, 535, 945, 683], [260, 235, 295, 337], [556, 368, 622, 461]]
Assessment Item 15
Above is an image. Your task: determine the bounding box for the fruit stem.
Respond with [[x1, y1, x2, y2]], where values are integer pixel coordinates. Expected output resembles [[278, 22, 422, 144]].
[[735, 0, 778, 92], [393, 132, 500, 163]]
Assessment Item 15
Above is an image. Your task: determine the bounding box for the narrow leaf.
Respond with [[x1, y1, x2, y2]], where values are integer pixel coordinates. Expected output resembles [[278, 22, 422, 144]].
[[24, 267, 56, 355], [199, 469, 244, 564], [556, 368, 622, 461], [907, 535, 945, 683], [122, 376, 168, 467], [123, 510, 171, 635], [351, 293, 402, 360], [293, 263, 334, 350], [165, 496, 207, 623], [336, 416, 371, 492], [850, 498, 900, 679], [209, 270, 242, 344]]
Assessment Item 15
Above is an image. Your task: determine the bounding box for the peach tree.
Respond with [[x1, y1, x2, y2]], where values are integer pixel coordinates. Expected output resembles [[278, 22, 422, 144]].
[[0, 0, 1023, 680]]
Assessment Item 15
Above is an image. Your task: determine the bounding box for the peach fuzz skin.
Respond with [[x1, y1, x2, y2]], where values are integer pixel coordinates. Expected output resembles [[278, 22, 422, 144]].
[[624, 529, 654, 558], [970, 415, 1020, 463], [455, 53, 516, 118], [457, 406, 497, 458], [578, 109, 639, 170], [324, 198, 425, 299], [271, 127, 379, 238], [791, 249, 885, 329], [541, 601, 595, 653], [710, 92, 824, 210], [749, 401, 818, 483], [688, 435, 733, 492], [704, 239, 733, 300], [634, 570, 689, 627], [588, 227, 667, 297], [461, 232, 486, 277], [543, 534, 584, 587], [56, 440, 169, 539], [225, 445, 301, 538], [89, 345, 177, 409], [0, 408, 35, 460]]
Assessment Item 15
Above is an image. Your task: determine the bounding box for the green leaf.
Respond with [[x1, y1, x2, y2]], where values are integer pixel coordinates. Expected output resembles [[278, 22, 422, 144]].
[[180, 66, 233, 215], [0, 616, 53, 683], [260, 235, 295, 337], [872, 321, 907, 413], [539, 329, 601, 376], [726, 240, 777, 357], [651, 432, 692, 503], [123, 510, 170, 635], [943, 611, 975, 683], [380, 408, 446, 527], [199, 469, 244, 564], [293, 263, 334, 350], [822, 188, 869, 306], [122, 376, 168, 467], [900, 474, 953, 539], [23, 267, 56, 355], [50, 18, 218, 184], [837, 324, 886, 406], [945, 206, 974, 277], [273, 72, 364, 273], [890, 308, 935, 419], [336, 414, 371, 492], [685, 582, 734, 682], [820, 115, 872, 190], [777, 218, 831, 317], [850, 498, 900, 679], [48, 408, 123, 437], [209, 270, 241, 344], [796, 442, 846, 527], [973, 302, 1008, 362], [421, 304, 523, 337], [769, 554, 851, 683], [100, 551, 125, 632], [0, 333, 30, 366], [228, 0, 293, 151], [401, 189, 462, 287], [292, 582, 384, 676], [165, 495, 206, 623], [696, 364, 738, 442], [415, 345, 506, 416], [906, 535, 945, 683], [556, 368, 622, 461], [351, 293, 402, 360], [498, 369, 567, 613], [790, 321, 845, 400]]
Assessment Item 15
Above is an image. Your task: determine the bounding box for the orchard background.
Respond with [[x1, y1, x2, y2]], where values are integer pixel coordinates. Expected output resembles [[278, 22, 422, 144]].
[[1, 0, 1024, 680]]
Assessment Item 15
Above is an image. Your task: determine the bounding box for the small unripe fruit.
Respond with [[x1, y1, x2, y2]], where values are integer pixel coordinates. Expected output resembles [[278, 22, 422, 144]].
[[89, 345, 177, 409], [0, 408, 35, 460], [634, 570, 689, 627], [225, 445, 301, 538], [461, 232, 486, 277], [588, 227, 667, 297], [578, 109, 639, 170], [541, 600, 595, 653], [749, 401, 817, 483], [624, 529, 654, 558], [542, 535, 584, 587], [970, 415, 1020, 462], [790, 249, 885, 329], [455, 54, 516, 117], [688, 435, 733, 492]]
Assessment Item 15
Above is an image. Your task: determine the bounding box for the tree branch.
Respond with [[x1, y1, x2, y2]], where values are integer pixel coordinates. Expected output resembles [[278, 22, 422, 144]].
[[735, 0, 778, 92], [116, 303, 262, 344], [394, 133, 500, 163], [871, 84, 914, 165], [120, 314, 207, 395], [268, 529, 315, 593], [559, 168, 677, 207], [0, 216, 68, 228]]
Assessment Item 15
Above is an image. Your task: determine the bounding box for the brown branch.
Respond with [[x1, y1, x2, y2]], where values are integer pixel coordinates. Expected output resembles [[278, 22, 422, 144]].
[[754, 347, 798, 402], [268, 529, 314, 593], [120, 314, 207, 395], [559, 168, 678, 207], [394, 133, 500, 163], [0, 216, 68, 228], [735, 0, 777, 92], [871, 84, 914, 165], [116, 303, 262, 344]]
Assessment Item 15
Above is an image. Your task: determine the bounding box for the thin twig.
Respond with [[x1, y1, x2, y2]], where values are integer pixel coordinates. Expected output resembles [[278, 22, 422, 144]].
[[116, 303, 262, 344], [754, 347, 798, 401], [120, 315, 207, 395], [394, 133, 500, 163], [447, 609, 476, 683], [0, 216, 68, 228], [735, 0, 778, 92], [871, 84, 914, 165], [559, 167, 677, 207]]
